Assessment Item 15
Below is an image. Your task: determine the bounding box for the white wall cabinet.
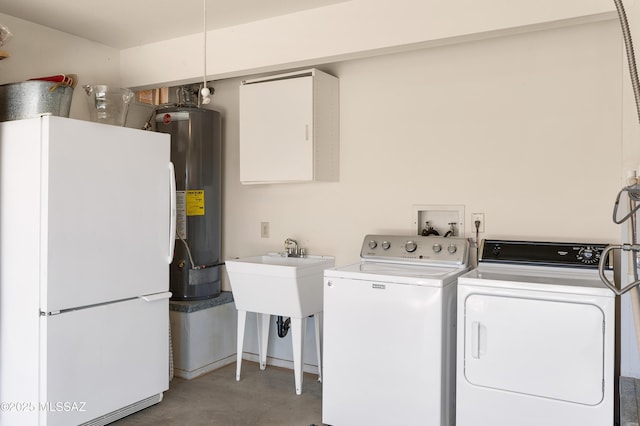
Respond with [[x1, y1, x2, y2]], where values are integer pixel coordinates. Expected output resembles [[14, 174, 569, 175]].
[[239, 68, 339, 184]]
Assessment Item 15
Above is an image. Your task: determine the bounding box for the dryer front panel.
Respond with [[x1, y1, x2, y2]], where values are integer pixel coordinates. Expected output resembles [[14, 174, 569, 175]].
[[462, 293, 604, 405]]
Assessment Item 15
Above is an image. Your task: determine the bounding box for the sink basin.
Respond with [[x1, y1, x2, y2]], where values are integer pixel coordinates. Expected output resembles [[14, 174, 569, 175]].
[[227, 253, 335, 395], [225, 254, 335, 317]]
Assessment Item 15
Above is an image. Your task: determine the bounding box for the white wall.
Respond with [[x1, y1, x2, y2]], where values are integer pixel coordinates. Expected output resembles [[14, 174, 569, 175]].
[[207, 18, 622, 365], [0, 13, 120, 121], [212, 18, 622, 279], [120, 0, 616, 89]]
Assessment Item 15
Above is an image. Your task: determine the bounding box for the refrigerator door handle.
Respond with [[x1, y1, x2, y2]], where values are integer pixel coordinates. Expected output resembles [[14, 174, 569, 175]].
[[168, 162, 177, 263], [142, 291, 172, 303]]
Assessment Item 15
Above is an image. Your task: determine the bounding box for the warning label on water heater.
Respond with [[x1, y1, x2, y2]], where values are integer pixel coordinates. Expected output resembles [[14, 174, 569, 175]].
[[186, 190, 205, 216], [176, 191, 186, 240]]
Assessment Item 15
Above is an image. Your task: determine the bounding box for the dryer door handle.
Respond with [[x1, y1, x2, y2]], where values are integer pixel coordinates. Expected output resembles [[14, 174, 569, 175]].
[[471, 321, 482, 359]]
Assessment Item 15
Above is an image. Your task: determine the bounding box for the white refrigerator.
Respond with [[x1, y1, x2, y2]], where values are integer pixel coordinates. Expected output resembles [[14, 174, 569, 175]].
[[0, 116, 176, 425]]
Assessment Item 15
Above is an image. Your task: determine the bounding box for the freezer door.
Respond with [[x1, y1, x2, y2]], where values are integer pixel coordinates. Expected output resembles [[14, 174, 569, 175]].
[[41, 294, 170, 426], [42, 117, 172, 312]]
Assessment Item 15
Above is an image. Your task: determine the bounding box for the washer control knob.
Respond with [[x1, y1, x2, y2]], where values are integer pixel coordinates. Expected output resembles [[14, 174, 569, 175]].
[[447, 244, 457, 254], [405, 240, 417, 253], [433, 243, 442, 253], [368, 240, 377, 250], [382, 241, 391, 250]]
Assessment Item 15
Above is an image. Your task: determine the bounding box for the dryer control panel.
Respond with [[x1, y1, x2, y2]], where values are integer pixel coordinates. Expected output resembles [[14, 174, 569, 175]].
[[360, 234, 469, 266], [480, 239, 611, 269]]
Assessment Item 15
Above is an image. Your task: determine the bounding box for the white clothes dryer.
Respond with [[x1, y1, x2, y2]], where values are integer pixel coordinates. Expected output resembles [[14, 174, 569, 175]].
[[456, 240, 615, 426], [323, 234, 470, 426]]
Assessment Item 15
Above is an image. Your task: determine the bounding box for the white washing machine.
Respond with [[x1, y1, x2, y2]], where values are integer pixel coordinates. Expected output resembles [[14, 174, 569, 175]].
[[456, 240, 615, 426], [322, 234, 470, 426]]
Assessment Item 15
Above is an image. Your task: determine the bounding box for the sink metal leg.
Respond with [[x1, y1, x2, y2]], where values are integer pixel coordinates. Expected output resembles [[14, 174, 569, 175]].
[[236, 310, 247, 381], [314, 312, 323, 382], [291, 317, 306, 395], [257, 313, 270, 370]]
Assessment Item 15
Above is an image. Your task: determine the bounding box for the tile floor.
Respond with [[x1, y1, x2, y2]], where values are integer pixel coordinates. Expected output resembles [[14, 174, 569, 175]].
[[112, 361, 323, 426]]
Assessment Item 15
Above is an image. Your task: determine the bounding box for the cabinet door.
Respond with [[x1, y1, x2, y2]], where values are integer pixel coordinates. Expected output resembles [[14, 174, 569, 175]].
[[240, 76, 313, 183]]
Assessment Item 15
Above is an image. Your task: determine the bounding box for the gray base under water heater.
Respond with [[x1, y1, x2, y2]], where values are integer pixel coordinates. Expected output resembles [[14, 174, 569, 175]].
[[155, 106, 222, 300]]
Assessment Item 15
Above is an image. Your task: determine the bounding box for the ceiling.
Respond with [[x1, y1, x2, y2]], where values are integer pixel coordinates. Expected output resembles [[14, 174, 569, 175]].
[[0, 0, 349, 49]]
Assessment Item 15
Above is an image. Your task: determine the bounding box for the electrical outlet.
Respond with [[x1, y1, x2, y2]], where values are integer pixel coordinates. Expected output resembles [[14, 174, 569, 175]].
[[260, 222, 270, 238], [471, 213, 485, 233]]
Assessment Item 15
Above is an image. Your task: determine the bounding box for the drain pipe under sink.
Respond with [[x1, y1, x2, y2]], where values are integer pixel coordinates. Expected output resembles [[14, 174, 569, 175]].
[[276, 315, 291, 338]]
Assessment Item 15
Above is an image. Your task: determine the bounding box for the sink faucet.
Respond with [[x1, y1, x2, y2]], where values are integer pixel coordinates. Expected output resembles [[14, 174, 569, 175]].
[[284, 238, 300, 257]]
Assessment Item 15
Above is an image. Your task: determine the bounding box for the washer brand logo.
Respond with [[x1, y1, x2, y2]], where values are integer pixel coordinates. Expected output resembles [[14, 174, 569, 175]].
[[372, 284, 385, 290], [558, 251, 568, 256]]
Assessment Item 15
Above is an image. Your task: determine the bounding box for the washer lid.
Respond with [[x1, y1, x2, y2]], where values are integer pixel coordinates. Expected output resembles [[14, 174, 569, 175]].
[[325, 261, 469, 286]]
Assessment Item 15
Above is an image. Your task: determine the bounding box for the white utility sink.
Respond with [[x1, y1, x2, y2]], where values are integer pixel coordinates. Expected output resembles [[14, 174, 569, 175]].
[[225, 253, 335, 395], [225, 254, 335, 318]]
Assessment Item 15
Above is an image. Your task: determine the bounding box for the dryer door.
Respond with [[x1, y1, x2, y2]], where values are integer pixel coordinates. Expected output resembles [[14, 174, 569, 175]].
[[462, 294, 604, 405]]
